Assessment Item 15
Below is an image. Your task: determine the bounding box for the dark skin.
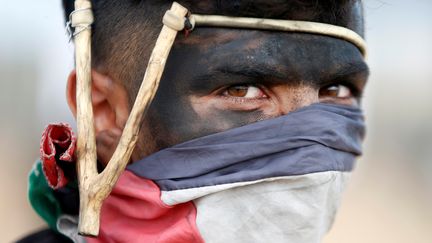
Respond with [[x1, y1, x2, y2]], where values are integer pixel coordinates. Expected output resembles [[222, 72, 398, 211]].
[[67, 2, 369, 165]]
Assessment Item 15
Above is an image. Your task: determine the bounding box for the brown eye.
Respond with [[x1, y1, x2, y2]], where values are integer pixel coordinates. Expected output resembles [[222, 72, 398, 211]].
[[319, 84, 352, 99], [223, 85, 267, 99], [226, 85, 249, 97]]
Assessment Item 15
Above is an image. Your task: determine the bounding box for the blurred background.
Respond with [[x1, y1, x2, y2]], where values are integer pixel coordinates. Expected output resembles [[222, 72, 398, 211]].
[[0, 0, 431, 242]]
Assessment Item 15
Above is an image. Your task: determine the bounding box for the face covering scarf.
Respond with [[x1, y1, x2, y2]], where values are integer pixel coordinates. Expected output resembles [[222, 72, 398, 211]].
[[67, 0, 367, 236], [85, 103, 365, 243]]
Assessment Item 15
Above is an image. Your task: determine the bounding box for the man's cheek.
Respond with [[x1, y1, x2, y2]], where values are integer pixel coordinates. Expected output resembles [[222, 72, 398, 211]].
[[149, 102, 259, 148], [189, 96, 267, 134]]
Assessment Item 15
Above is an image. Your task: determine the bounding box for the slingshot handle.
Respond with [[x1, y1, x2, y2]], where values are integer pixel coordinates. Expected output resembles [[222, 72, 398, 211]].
[[73, 0, 98, 236], [75, 1, 188, 236]]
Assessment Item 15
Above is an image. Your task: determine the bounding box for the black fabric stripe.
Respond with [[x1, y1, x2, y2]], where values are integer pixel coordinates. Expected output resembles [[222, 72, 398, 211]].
[[127, 103, 365, 191]]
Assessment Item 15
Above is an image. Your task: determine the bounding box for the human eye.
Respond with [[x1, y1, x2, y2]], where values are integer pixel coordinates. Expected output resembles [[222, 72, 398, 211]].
[[319, 84, 352, 99], [222, 84, 268, 99], [318, 83, 362, 106], [209, 84, 270, 111]]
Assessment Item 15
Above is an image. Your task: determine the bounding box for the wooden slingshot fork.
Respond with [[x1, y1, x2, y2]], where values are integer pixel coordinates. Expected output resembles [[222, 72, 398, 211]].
[[72, 0, 189, 236]]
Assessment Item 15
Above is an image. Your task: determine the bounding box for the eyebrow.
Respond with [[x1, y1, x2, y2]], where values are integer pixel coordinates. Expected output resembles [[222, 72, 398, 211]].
[[190, 57, 293, 88], [219, 62, 289, 80], [327, 60, 370, 92], [331, 60, 370, 80], [189, 55, 369, 91]]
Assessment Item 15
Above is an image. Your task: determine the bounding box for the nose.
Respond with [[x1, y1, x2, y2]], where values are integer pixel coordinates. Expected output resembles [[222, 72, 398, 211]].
[[271, 84, 319, 116]]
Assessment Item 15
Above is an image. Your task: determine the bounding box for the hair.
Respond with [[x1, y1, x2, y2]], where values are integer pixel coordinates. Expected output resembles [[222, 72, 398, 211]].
[[62, 0, 361, 102]]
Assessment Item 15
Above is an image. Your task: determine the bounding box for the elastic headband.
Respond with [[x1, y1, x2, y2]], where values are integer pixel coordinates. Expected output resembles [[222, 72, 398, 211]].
[[163, 13, 367, 56], [70, 1, 367, 237]]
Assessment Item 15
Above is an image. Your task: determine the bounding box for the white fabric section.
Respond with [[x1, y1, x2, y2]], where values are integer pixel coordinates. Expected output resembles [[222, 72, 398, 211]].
[[160, 175, 316, 206], [194, 171, 351, 243], [57, 215, 87, 243]]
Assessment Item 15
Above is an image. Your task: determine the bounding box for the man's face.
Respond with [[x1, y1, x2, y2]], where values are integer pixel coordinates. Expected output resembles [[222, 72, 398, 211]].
[[132, 3, 369, 159]]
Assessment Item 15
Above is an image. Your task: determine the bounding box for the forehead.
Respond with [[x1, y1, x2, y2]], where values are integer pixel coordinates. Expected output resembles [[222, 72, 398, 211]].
[[167, 29, 366, 89], [179, 29, 363, 68], [165, 0, 366, 83], [179, 0, 364, 35]]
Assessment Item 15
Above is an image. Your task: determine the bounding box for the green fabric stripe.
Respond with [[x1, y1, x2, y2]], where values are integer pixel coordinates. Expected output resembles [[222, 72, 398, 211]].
[[28, 160, 63, 231]]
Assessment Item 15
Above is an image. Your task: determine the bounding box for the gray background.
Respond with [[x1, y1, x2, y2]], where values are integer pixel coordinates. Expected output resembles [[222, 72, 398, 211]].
[[0, 0, 431, 242]]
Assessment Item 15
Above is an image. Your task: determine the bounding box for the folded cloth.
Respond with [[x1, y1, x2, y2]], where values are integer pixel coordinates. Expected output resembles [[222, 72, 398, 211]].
[[40, 123, 76, 189]]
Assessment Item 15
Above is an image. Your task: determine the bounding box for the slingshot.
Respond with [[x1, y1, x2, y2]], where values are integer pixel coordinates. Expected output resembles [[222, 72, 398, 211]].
[[71, 0, 366, 236]]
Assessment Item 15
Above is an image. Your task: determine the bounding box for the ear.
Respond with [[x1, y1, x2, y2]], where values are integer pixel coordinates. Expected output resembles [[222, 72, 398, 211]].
[[66, 70, 130, 165]]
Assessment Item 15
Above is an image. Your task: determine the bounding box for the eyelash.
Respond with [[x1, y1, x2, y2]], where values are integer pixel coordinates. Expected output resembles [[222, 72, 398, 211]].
[[216, 81, 363, 101], [217, 83, 269, 102], [316, 77, 362, 97], [335, 81, 362, 99], [218, 95, 266, 104]]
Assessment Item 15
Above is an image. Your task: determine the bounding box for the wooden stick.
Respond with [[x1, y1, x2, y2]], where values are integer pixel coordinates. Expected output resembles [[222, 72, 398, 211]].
[[73, 0, 98, 236], [75, 1, 188, 236], [191, 14, 367, 57]]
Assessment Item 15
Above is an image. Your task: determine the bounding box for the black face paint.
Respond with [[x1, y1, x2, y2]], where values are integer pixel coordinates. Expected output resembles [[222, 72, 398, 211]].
[[130, 1, 369, 157], [139, 27, 368, 153]]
